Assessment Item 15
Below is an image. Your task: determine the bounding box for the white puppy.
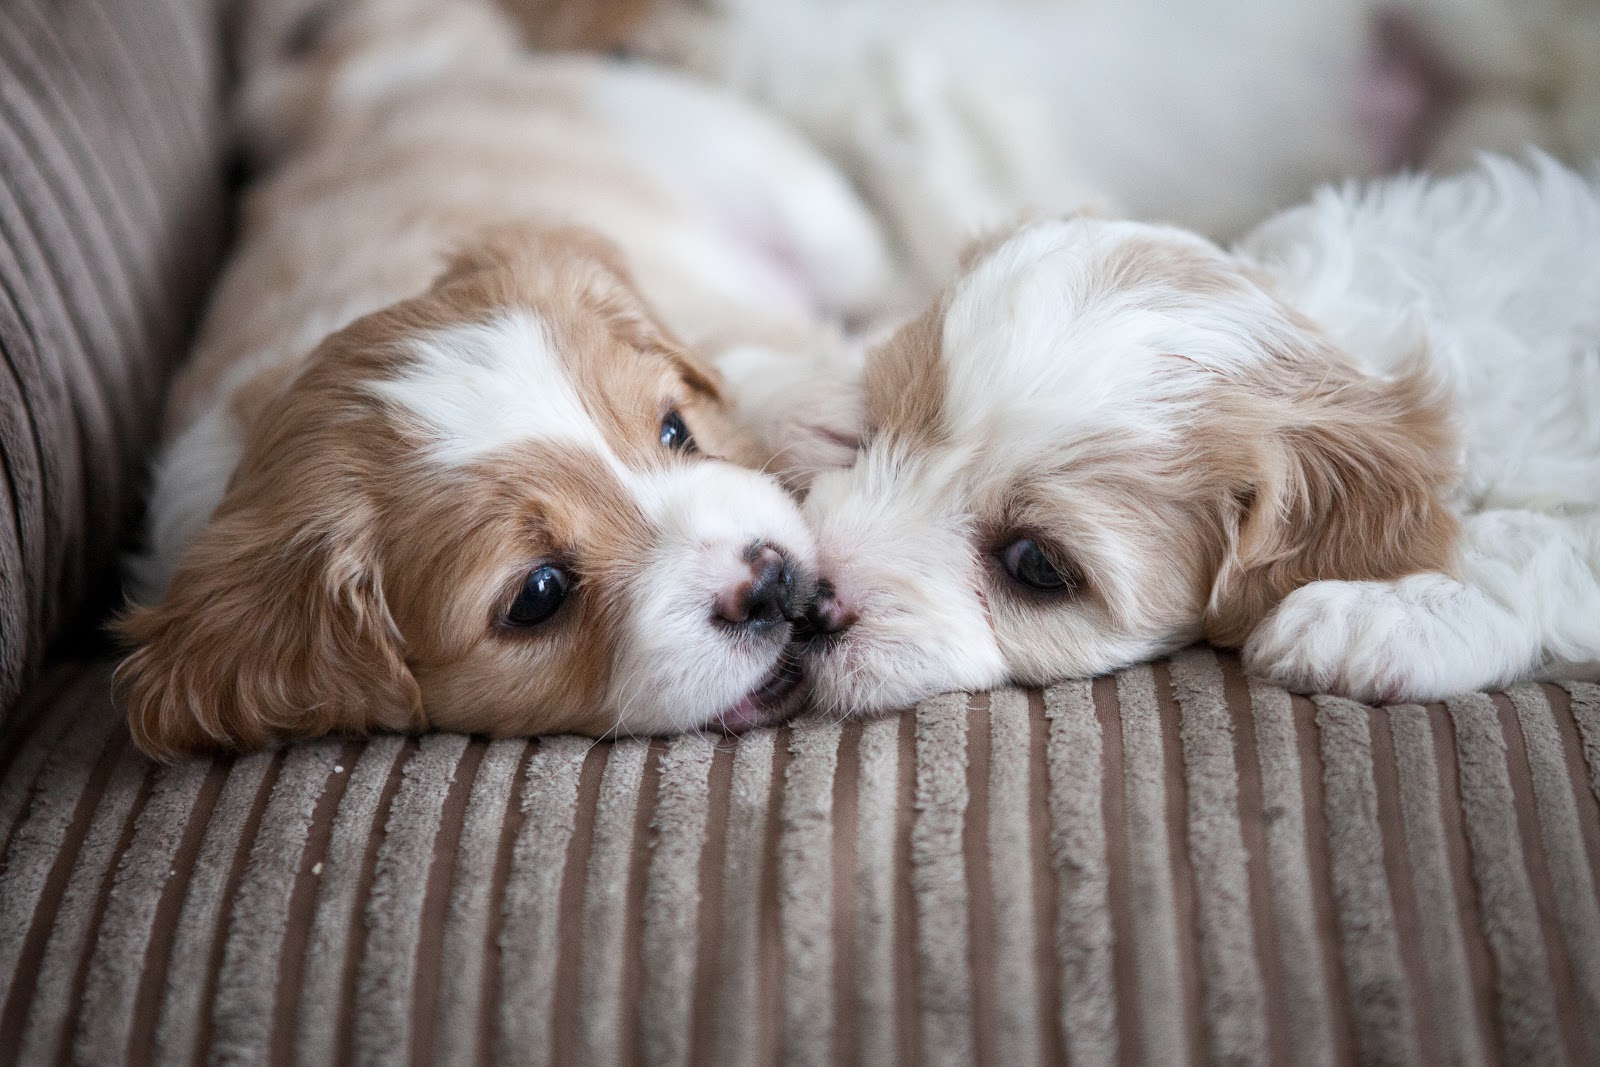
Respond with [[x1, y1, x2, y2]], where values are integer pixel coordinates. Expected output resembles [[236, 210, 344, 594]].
[[795, 156, 1600, 713]]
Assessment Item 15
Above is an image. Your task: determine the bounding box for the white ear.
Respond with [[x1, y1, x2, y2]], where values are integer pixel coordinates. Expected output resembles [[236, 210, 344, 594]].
[[714, 334, 870, 492]]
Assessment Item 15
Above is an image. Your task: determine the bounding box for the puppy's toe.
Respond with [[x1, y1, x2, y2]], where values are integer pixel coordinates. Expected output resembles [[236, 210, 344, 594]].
[[1242, 579, 1434, 704]]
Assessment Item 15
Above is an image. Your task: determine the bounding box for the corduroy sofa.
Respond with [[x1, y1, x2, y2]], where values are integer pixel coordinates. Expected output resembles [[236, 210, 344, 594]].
[[2, 1, 1598, 1063]]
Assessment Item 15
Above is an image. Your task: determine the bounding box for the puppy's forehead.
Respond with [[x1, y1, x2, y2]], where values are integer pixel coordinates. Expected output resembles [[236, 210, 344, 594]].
[[915, 219, 1247, 438], [367, 308, 664, 470]]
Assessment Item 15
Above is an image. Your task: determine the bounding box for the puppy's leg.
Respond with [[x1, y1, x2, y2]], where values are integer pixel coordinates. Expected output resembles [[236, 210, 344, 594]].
[[1243, 509, 1600, 702]]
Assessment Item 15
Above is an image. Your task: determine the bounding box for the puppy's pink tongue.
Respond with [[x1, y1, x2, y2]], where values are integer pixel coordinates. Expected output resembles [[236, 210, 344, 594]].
[[717, 695, 768, 736]]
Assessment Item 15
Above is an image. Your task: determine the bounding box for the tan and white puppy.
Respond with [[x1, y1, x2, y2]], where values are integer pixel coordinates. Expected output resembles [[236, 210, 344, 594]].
[[117, 0, 892, 757], [797, 156, 1600, 714]]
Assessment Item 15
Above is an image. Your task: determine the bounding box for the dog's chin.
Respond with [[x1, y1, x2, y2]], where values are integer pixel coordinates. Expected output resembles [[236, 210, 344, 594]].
[[712, 651, 807, 735]]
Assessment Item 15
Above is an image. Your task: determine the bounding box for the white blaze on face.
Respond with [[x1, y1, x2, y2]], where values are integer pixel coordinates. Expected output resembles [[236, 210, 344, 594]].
[[371, 311, 817, 735], [803, 445, 1007, 715], [608, 461, 817, 734]]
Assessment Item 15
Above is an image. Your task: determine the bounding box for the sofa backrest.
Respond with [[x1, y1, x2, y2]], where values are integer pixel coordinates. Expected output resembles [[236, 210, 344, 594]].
[[0, 0, 231, 728]]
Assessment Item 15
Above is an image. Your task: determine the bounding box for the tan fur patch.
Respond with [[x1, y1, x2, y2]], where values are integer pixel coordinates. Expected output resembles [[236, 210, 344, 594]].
[[865, 297, 948, 448]]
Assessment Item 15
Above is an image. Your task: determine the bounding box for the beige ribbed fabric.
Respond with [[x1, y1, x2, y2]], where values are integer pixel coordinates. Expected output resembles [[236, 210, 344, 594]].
[[3, 655, 1600, 1065]]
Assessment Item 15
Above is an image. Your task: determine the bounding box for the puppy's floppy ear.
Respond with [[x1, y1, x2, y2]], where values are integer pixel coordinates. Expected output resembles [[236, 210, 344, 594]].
[[1203, 344, 1461, 647], [114, 505, 423, 761]]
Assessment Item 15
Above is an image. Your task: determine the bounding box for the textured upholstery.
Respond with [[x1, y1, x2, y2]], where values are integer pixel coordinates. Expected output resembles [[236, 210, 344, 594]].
[[0, 0, 230, 726], [1, 650, 1597, 1064]]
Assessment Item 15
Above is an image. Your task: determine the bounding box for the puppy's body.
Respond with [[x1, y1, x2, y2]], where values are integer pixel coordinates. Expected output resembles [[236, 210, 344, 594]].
[[121, 0, 891, 755], [797, 157, 1600, 714], [513, 0, 1600, 293], [1236, 156, 1600, 697]]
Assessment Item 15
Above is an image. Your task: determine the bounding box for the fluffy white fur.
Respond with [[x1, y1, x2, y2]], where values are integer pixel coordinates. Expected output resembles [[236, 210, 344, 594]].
[[1236, 155, 1600, 698], [606, 0, 1600, 294], [796, 156, 1600, 714]]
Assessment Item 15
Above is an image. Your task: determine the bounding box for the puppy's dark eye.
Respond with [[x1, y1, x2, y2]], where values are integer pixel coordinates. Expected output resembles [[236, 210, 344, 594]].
[[998, 538, 1078, 592], [506, 565, 569, 627], [659, 410, 696, 453]]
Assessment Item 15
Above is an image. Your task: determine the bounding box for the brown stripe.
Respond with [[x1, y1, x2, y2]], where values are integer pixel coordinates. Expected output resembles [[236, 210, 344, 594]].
[[1091, 675, 1138, 1067], [0, 707, 122, 1042], [504, 735, 596, 1066], [150, 749, 276, 1065], [1547, 686, 1600, 904], [210, 741, 343, 1064], [272, 740, 363, 1067], [113, 755, 222, 1062], [1154, 662, 1209, 1063], [355, 734, 472, 1065], [617, 739, 662, 1067], [962, 693, 997, 1067], [190, 749, 288, 1064], [703, 729, 776, 1066], [1170, 650, 1267, 1063], [1514, 687, 1600, 1061], [126, 757, 229, 1067], [851, 715, 901, 1067], [1042, 680, 1116, 1066], [986, 689, 1043, 1067], [1387, 706, 1487, 1066], [0, 667, 84, 845], [411, 737, 489, 1066], [1493, 694, 1585, 1065], [333, 738, 420, 1067], [575, 740, 649, 1066], [1290, 694, 1360, 1065], [0, 665, 78, 786], [638, 735, 714, 1067], [763, 727, 791, 1064], [1366, 709, 1441, 1062], [1117, 665, 1190, 1064], [1567, 684, 1600, 804], [688, 741, 735, 1067], [831, 721, 861, 1067], [0, 692, 121, 1017], [1026, 688, 1066, 1067], [780, 719, 843, 1066], [1218, 657, 1292, 1066], [1314, 696, 1420, 1066], [1244, 681, 1336, 1066], [20, 742, 150, 1065], [910, 693, 973, 1067], [546, 741, 608, 1067], [1426, 704, 1500, 1058], [475, 742, 533, 1063], [1447, 694, 1561, 1063], [895, 709, 923, 1067], [292, 737, 408, 1065], [433, 738, 524, 1067]]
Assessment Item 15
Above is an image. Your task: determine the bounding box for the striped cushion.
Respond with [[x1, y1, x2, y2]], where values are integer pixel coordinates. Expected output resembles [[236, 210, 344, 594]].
[[1, 649, 1598, 1064], [0, 0, 228, 726]]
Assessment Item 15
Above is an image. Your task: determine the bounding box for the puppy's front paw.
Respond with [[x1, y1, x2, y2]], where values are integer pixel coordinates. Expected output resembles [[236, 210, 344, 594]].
[[1242, 575, 1494, 704]]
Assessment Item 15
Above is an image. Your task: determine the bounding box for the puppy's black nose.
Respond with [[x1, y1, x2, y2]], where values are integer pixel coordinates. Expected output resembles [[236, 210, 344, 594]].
[[796, 579, 857, 641], [715, 545, 797, 629]]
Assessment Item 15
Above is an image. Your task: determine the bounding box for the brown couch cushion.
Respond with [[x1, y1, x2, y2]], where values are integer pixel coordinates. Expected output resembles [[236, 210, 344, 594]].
[[0, 0, 230, 727], [2, 650, 1597, 1064]]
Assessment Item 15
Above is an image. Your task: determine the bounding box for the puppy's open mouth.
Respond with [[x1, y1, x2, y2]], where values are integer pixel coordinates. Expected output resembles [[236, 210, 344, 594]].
[[716, 653, 805, 735]]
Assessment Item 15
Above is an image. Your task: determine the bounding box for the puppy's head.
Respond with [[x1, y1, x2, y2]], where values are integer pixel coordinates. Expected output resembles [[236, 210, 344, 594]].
[[801, 216, 1460, 716], [118, 225, 815, 759]]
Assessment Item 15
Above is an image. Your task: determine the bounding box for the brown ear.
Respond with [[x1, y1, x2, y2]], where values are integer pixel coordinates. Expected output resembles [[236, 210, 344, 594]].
[[114, 507, 423, 761], [1203, 357, 1461, 647]]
